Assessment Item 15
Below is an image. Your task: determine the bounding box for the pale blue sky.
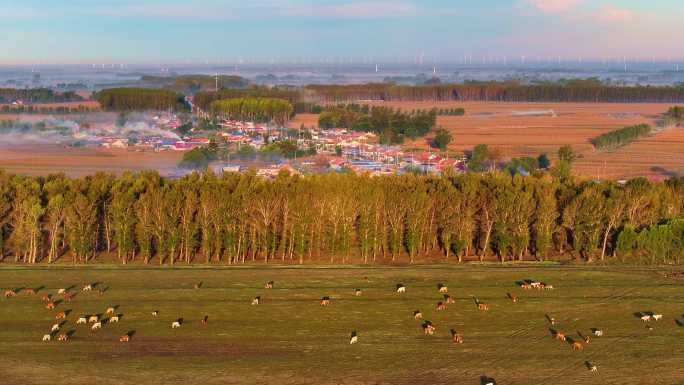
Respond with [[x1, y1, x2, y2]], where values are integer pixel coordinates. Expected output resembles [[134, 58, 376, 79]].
[[0, 0, 681, 64]]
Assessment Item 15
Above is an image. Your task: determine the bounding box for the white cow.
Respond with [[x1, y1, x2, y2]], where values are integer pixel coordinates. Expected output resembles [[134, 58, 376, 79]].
[[438, 286, 448, 293], [91, 322, 102, 330], [57, 288, 66, 294], [109, 316, 119, 323], [172, 321, 181, 329], [593, 329, 603, 337], [89, 315, 99, 323], [106, 307, 115, 315], [82, 284, 92, 292], [641, 315, 651, 322], [42, 334, 51, 342], [590, 365, 598, 372], [349, 334, 358, 344], [396, 285, 406, 293], [51, 324, 60, 332], [653, 314, 663, 321], [77, 317, 87, 325]]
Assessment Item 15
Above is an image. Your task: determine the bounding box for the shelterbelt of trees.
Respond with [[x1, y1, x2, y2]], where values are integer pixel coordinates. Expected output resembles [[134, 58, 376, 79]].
[[140, 75, 250, 94], [302, 81, 684, 103], [210, 97, 294, 126], [194, 87, 300, 111], [591, 124, 652, 150], [318, 104, 437, 144], [94, 88, 188, 112], [0, 88, 83, 104], [0, 170, 682, 266], [0, 104, 99, 114]]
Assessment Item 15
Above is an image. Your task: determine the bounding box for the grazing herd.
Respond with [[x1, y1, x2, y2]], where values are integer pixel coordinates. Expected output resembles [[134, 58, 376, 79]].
[[4, 275, 681, 382]]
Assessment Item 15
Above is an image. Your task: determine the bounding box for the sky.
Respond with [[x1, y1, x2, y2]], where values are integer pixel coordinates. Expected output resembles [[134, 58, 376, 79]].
[[0, 0, 681, 64]]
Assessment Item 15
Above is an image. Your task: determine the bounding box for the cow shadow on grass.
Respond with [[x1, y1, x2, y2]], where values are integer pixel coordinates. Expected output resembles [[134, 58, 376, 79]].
[[480, 375, 497, 385], [66, 329, 76, 337], [65, 285, 76, 292], [125, 330, 136, 338], [675, 319, 683, 327], [33, 285, 45, 293]]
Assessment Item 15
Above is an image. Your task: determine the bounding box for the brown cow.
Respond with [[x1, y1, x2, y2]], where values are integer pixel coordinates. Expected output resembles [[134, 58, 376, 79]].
[[46, 302, 56, 310], [452, 333, 463, 344], [555, 332, 566, 342], [64, 293, 75, 302], [4, 290, 16, 298], [572, 341, 584, 351], [55, 311, 66, 320], [57, 334, 69, 342], [264, 281, 274, 289], [507, 293, 518, 302], [320, 296, 331, 306], [24, 288, 35, 296], [119, 335, 130, 342], [41, 294, 51, 302], [444, 294, 455, 304], [477, 303, 489, 311], [202, 315, 209, 325], [436, 302, 447, 311]]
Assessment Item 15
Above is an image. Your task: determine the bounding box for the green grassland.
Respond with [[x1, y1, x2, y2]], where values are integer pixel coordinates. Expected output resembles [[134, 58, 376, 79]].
[[1, 265, 683, 385]]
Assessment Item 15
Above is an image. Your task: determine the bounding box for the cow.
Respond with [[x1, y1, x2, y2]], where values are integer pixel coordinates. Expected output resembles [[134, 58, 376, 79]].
[[451, 331, 463, 344], [91, 322, 102, 331], [396, 284, 406, 293], [507, 293, 518, 303], [422, 321, 435, 336], [110, 316, 119, 323], [88, 315, 99, 323], [57, 288, 66, 294], [77, 317, 87, 325], [349, 331, 358, 345], [82, 284, 92, 292], [194, 282, 202, 290], [264, 281, 274, 289], [24, 288, 35, 296], [438, 284, 448, 293], [4, 290, 17, 298], [572, 341, 584, 351], [530, 282, 542, 289], [477, 303, 489, 311], [64, 293, 74, 302], [320, 296, 331, 306], [202, 315, 209, 325], [593, 329, 603, 337], [152, 310, 159, 317], [555, 332, 566, 342], [413, 310, 423, 320], [354, 289, 362, 297], [653, 314, 663, 321], [520, 283, 532, 290], [436, 302, 446, 311], [42, 334, 51, 342], [172, 321, 182, 329], [583, 335, 591, 344], [544, 285, 555, 290], [55, 311, 66, 320], [641, 315, 651, 322], [57, 334, 68, 342], [51, 324, 60, 333], [41, 294, 51, 302], [119, 335, 130, 342], [590, 364, 598, 373], [46, 302, 56, 310], [106, 307, 115, 315], [251, 296, 260, 306], [444, 294, 455, 304]]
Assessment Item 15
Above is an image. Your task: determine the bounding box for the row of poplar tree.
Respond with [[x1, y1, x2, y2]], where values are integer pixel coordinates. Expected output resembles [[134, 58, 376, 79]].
[[0, 170, 682, 265]]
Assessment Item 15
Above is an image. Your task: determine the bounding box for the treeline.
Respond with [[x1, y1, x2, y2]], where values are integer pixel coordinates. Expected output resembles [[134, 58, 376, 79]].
[[590, 124, 652, 150], [0, 88, 83, 104], [319, 104, 437, 144], [0, 104, 99, 115], [1, 170, 681, 266], [210, 98, 294, 126], [141, 75, 250, 94], [302, 82, 684, 103], [194, 87, 300, 112], [94, 88, 188, 112]]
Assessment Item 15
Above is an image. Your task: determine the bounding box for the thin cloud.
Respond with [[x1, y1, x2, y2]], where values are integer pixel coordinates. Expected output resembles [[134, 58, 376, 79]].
[[595, 5, 635, 23], [524, 0, 585, 13], [283, 2, 419, 18]]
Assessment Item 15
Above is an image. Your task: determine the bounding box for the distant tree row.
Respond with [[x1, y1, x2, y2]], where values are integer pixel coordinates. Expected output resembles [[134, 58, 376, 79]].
[[0, 88, 82, 104], [0, 170, 681, 266], [318, 105, 437, 144], [303, 82, 684, 103], [209, 98, 294, 126], [0, 104, 98, 115], [194, 87, 300, 112], [141, 75, 250, 94], [95, 88, 188, 112], [590, 124, 652, 150]]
